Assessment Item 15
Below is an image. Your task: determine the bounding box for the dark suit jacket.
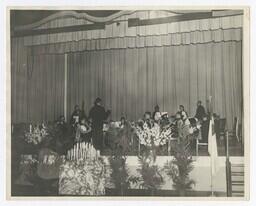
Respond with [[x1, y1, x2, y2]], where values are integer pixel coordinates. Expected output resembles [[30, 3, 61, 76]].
[[89, 105, 110, 129]]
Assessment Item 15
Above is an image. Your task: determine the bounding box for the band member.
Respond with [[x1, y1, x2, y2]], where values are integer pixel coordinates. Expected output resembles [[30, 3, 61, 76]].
[[56, 115, 68, 134], [177, 105, 188, 118], [56, 115, 66, 126], [143, 111, 154, 128], [195, 100, 206, 121], [89, 98, 111, 151], [119, 116, 127, 129], [56, 115, 69, 143], [152, 105, 161, 123], [70, 105, 83, 128], [75, 117, 91, 143]]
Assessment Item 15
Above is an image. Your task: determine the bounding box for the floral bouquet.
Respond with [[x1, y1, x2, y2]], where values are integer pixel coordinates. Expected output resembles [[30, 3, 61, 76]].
[[24, 124, 49, 145], [15, 154, 38, 185], [59, 157, 107, 195], [135, 122, 175, 147]]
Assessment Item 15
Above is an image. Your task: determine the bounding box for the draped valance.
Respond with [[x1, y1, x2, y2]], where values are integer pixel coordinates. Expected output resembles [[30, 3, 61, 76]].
[[18, 10, 242, 47], [26, 28, 241, 54]]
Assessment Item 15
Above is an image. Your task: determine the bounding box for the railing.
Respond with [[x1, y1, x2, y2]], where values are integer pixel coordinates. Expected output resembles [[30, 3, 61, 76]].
[[225, 131, 232, 197]]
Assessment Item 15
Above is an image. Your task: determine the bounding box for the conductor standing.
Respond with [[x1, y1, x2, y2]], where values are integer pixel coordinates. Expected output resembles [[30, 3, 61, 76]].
[[89, 98, 111, 151]]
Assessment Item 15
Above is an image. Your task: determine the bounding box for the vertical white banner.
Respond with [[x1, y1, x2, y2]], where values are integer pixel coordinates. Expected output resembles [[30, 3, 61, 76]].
[[64, 53, 67, 121]]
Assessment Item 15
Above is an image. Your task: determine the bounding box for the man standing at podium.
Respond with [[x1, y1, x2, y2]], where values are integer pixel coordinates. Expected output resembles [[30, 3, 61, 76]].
[[89, 98, 111, 151]]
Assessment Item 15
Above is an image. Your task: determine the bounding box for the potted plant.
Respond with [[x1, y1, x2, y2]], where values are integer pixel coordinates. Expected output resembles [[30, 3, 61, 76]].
[[163, 138, 195, 196], [137, 150, 164, 196], [108, 122, 139, 195]]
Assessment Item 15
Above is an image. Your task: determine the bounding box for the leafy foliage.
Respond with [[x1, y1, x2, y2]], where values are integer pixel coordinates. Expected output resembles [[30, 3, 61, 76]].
[[137, 154, 164, 192], [108, 122, 139, 195], [163, 138, 195, 194], [108, 156, 139, 195]]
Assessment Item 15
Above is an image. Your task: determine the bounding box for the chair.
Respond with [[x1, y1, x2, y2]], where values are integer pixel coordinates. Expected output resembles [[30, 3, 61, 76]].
[[196, 120, 209, 156], [229, 117, 240, 142], [167, 137, 178, 155], [219, 118, 226, 140], [196, 138, 208, 156]]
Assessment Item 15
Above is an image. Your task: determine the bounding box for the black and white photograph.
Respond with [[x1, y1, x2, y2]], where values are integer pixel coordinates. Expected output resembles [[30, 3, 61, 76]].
[[8, 8, 249, 199]]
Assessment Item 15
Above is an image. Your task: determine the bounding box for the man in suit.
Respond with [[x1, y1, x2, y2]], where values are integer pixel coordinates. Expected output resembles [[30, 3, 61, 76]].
[[195, 100, 209, 143], [195, 100, 206, 122], [89, 98, 111, 151]]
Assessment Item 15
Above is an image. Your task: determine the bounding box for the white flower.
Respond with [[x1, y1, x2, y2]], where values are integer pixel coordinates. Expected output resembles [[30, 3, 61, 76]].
[[67, 170, 75, 177]]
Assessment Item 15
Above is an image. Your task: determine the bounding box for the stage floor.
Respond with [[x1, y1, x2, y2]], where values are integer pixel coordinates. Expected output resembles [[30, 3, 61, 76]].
[[11, 133, 244, 197], [11, 156, 244, 197], [101, 136, 244, 157]]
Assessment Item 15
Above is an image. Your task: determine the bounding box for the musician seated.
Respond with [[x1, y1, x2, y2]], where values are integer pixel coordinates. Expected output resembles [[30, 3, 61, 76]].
[[175, 113, 183, 129], [181, 112, 190, 126], [143, 111, 154, 128], [189, 117, 197, 127], [56, 115, 65, 125], [103, 122, 110, 132], [160, 112, 170, 127], [75, 117, 91, 143], [55, 115, 70, 145], [152, 105, 161, 123], [119, 116, 127, 129], [177, 105, 188, 118], [70, 105, 83, 129], [56, 114, 67, 129], [189, 117, 201, 137]]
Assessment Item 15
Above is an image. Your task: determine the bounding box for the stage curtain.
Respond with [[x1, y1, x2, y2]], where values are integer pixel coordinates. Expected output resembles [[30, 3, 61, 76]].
[[11, 37, 242, 129], [11, 37, 29, 123], [26, 54, 65, 123], [11, 37, 65, 124], [67, 41, 242, 129]]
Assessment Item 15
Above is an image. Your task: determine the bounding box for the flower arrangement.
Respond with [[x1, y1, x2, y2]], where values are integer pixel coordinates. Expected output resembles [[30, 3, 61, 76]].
[[135, 122, 175, 147], [24, 124, 49, 145], [20, 154, 38, 165], [42, 154, 59, 165], [59, 157, 107, 195], [15, 155, 38, 185], [59, 143, 106, 195]]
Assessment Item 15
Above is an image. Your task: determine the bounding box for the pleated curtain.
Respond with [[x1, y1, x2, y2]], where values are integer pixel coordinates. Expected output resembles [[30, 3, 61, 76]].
[[12, 53, 65, 123], [67, 41, 242, 129], [27, 54, 65, 123]]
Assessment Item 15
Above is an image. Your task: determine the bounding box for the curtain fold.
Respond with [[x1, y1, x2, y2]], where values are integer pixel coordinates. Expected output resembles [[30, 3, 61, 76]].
[[67, 41, 242, 129], [11, 53, 65, 123], [11, 37, 28, 123], [28, 28, 242, 55], [26, 54, 65, 123], [11, 37, 242, 130]]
